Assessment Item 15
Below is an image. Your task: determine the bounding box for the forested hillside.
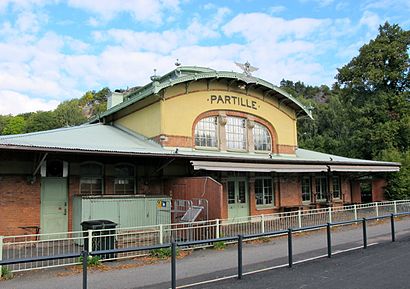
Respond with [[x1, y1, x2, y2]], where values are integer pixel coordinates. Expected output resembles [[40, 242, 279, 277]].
[[0, 23, 408, 198], [0, 88, 110, 135]]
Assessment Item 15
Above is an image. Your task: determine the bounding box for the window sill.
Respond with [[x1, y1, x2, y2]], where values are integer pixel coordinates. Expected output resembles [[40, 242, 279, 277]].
[[226, 148, 248, 153], [254, 150, 271, 154], [194, 146, 219, 151], [256, 205, 277, 210]]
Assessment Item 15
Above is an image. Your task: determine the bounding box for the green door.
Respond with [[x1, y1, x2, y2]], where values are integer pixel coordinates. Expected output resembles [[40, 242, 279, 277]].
[[40, 178, 68, 238], [227, 178, 249, 219]]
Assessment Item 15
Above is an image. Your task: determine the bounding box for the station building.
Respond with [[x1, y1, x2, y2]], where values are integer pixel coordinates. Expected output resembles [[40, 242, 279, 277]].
[[0, 66, 400, 237]]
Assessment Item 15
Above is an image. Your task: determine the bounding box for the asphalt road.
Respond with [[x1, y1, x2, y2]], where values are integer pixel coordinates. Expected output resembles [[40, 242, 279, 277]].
[[191, 236, 410, 289], [1, 218, 410, 289]]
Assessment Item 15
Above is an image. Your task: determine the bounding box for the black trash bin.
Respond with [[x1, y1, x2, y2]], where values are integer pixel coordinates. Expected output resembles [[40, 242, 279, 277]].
[[81, 220, 117, 259]]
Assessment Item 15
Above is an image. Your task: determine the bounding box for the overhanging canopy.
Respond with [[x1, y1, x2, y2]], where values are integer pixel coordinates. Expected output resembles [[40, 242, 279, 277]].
[[329, 165, 399, 172], [191, 161, 328, 173], [191, 161, 400, 173]]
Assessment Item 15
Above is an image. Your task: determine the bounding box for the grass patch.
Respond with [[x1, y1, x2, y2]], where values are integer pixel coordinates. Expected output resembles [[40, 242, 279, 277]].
[[213, 241, 226, 250], [149, 248, 180, 259], [1, 266, 13, 280], [78, 255, 102, 267]]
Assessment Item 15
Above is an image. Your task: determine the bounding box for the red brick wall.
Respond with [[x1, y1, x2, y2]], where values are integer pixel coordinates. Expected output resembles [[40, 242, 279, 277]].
[[164, 177, 223, 220], [341, 177, 352, 204], [0, 176, 41, 236], [351, 181, 361, 204], [372, 179, 387, 202], [279, 176, 302, 206]]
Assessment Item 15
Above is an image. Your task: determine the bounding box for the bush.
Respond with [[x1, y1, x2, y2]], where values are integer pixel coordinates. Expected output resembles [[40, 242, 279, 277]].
[[149, 248, 179, 259], [213, 241, 226, 250], [1, 266, 13, 280], [78, 255, 102, 267]]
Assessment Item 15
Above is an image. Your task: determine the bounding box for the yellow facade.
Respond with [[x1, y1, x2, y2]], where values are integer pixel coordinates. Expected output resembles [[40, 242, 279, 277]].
[[114, 82, 298, 150], [163, 91, 297, 147], [115, 101, 162, 138]]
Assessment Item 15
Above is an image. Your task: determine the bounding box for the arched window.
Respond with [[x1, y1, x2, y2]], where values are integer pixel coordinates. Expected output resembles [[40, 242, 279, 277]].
[[114, 164, 135, 194], [194, 116, 218, 148], [80, 162, 103, 195], [226, 116, 247, 150], [253, 122, 271, 151]]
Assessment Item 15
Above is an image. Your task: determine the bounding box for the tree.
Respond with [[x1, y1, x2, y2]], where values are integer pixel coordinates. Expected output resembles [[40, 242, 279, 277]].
[[2, 116, 26, 135], [26, 111, 59, 132], [336, 22, 410, 198], [54, 99, 87, 127]]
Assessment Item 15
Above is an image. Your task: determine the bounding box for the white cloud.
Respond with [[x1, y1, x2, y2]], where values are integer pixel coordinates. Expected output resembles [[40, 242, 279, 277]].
[[67, 0, 181, 24], [223, 13, 330, 41], [0, 90, 59, 115], [359, 11, 382, 31], [362, 0, 410, 11], [299, 0, 334, 7], [269, 5, 286, 14]]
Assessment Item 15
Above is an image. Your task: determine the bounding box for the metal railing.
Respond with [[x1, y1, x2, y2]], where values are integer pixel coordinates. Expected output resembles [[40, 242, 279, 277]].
[[1, 212, 408, 289], [1, 200, 410, 273]]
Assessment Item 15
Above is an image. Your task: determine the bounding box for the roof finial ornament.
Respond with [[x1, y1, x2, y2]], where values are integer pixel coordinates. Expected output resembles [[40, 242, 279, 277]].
[[150, 68, 161, 81], [175, 58, 181, 67], [235, 61, 258, 77]]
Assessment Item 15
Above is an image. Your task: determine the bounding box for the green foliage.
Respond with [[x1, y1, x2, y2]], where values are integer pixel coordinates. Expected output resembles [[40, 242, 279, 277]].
[[213, 241, 226, 250], [1, 266, 13, 280], [379, 149, 410, 200], [291, 22, 410, 198], [78, 255, 102, 267], [2, 116, 26, 135], [149, 248, 179, 259], [54, 99, 87, 127], [25, 111, 59, 132]]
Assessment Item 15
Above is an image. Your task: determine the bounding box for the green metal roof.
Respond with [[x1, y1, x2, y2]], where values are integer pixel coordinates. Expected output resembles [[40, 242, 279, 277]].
[[90, 66, 313, 123], [0, 123, 399, 169], [0, 123, 165, 155]]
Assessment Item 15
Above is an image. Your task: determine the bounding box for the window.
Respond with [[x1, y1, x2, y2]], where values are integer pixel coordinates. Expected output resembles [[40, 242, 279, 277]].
[[301, 177, 312, 202], [255, 178, 274, 206], [315, 176, 328, 201], [332, 176, 341, 199], [194, 116, 218, 148], [114, 164, 135, 194], [80, 163, 103, 195], [253, 123, 272, 151], [228, 181, 235, 204], [226, 117, 247, 150]]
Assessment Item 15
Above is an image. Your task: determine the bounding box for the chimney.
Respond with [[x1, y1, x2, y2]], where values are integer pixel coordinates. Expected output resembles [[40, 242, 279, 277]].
[[107, 91, 124, 109]]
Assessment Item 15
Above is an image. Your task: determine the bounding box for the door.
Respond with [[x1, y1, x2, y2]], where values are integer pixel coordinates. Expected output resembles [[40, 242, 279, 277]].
[[41, 178, 68, 238], [227, 178, 249, 219]]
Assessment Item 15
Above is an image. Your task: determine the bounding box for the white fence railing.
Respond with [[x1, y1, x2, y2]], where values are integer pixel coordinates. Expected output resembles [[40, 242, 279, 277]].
[[1, 200, 410, 273]]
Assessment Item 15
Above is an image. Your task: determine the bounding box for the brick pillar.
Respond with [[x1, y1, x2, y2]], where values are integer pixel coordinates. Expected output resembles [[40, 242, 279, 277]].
[[351, 181, 361, 204], [372, 179, 387, 202], [248, 177, 256, 216]]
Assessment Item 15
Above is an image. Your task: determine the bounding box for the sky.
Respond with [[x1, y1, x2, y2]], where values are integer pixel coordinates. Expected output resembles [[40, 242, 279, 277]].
[[0, 0, 409, 115]]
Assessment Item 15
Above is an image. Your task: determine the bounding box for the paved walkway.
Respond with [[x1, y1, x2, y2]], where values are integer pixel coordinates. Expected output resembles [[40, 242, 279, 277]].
[[1, 217, 409, 289], [194, 236, 410, 289]]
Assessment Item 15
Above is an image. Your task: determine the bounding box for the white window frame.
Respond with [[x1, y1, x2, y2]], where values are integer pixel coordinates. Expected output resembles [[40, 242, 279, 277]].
[[255, 177, 275, 208], [332, 176, 341, 199], [226, 116, 247, 151], [79, 162, 104, 195], [194, 116, 219, 148], [301, 176, 312, 203], [315, 176, 328, 202], [114, 163, 136, 195], [253, 122, 272, 152]]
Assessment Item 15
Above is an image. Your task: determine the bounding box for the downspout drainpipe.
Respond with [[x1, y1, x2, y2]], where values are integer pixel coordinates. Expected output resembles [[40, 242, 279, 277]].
[[326, 165, 331, 205]]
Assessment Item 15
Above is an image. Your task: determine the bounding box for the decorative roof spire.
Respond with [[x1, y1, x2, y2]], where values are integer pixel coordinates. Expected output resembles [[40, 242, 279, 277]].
[[235, 61, 258, 77]]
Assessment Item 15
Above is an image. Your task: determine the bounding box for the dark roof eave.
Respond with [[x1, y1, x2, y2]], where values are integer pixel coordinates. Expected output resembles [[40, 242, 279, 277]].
[[0, 145, 400, 168]]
